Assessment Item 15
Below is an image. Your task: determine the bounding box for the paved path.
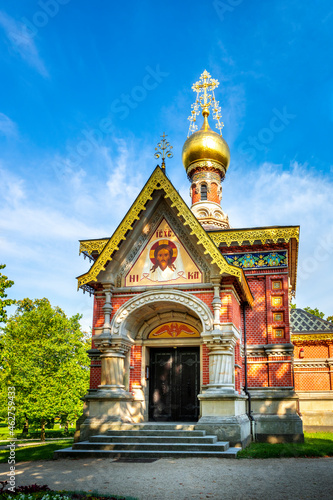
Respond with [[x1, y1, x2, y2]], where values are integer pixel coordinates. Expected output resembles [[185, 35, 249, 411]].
[[1, 457, 333, 499]]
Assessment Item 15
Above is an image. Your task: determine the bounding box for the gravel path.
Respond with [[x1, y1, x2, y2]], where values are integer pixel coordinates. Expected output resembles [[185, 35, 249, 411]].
[[1, 457, 333, 500]]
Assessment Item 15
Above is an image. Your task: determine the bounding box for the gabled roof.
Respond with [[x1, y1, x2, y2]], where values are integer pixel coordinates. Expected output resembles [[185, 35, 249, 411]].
[[290, 308, 333, 333], [77, 166, 253, 305]]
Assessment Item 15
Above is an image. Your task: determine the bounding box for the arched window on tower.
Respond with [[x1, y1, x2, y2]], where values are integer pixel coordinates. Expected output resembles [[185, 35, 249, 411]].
[[200, 183, 207, 201]]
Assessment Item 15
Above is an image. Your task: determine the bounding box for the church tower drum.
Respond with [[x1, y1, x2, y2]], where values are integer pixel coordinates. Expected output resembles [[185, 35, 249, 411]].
[[182, 70, 230, 230]]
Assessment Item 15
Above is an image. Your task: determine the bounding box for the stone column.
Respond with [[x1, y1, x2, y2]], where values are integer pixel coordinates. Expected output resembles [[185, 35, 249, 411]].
[[96, 337, 132, 395], [205, 333, 236, 394], [102, 285, 113, 335], [212, 283, 222, 330]]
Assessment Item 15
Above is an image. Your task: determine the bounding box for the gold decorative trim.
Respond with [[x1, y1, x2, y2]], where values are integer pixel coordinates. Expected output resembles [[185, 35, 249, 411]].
[[292, 333, 333, 343], [79, 239, 108, 257], [77, 167, 253, 306], [209, 227, 300, 247]]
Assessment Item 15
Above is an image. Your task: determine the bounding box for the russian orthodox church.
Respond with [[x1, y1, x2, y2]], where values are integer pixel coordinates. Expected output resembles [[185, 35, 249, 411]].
[[71, 71, 309, 453]]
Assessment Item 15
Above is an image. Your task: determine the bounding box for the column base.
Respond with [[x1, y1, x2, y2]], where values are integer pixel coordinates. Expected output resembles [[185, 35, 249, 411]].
[[249, 388, 304, 443], [198, 392, 247, 417], [74, 390, 145, 441], [196, 414, 251, 448]]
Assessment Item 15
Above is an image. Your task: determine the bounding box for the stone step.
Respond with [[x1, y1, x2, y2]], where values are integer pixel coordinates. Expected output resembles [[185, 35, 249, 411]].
[[72, 441, 229, 452], [54, 447, 240, 459], [90, 434, 218, 444], [105, 429, 206, 437], [104, 423, 198, 431]]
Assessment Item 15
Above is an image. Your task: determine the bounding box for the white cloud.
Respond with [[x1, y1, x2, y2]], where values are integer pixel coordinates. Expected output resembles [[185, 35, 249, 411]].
[[224, 161, 333, 315], [0, 138, 156, 331], [0, 11, 48, 77], [0, 113, 18, 137]]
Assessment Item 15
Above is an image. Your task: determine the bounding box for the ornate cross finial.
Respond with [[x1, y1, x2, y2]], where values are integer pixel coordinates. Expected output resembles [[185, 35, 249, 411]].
[[154, 133, 173, 170], [187, 70, 224, 137]]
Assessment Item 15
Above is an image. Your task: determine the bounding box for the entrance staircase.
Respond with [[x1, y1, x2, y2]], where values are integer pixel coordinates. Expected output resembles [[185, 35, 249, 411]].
[[54, 423, 241, 459]]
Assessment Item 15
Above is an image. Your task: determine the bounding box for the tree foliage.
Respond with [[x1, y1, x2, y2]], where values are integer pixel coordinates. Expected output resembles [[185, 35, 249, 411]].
[[303, 306, 325, 319], [0, 264, 16, 324], [0, 298, 90, 439], [291, 304, 332, 322]]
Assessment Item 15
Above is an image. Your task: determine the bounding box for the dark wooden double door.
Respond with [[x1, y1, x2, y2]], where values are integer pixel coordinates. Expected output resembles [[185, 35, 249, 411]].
[[149, 347, 200, 421]]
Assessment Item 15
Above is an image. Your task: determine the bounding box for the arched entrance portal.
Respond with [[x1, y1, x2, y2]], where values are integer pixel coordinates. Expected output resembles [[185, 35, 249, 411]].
[[110, 290, 214, 422]]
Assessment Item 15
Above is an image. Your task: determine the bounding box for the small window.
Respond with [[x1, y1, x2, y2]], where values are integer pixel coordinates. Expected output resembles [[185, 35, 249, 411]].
[[274, 328, 284, 338], [272, 296, 283, 307], [200, 184, 207, 201], [273, 312, 283, 322]]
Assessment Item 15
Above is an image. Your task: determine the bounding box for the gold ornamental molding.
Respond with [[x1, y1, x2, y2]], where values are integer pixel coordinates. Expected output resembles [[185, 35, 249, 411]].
[[209, 227, 300, 247], [77, 167, 253, 306], [292, 333, 333, 344], [79, 239, 108, 257]]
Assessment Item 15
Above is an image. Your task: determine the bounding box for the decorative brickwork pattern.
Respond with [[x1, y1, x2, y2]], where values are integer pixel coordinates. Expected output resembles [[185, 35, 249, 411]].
[[235, 341, 241, 393], [129, 345, 142, 391], [90, 361, 101, 389], [295, 371, 330, 391], [93, 296, 105, 329], [246, 278, 266, 344], [269, 362, 292, 387], [247, 362, 268, 387], [202, 343, 209, 385]]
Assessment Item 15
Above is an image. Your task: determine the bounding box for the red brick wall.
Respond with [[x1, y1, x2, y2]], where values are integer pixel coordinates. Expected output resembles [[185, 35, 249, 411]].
[[235, 341, 241, 393], [191, 182, 220, 204], [293, 341, 333, 391], [202, 344, 209, 385], [295, 344, 329, 358], [129, 345, 142, 391], [246, 278, 267, 344], [192, 291, 214, 315], [220, 291, 241, 328], [90, 361, 101, 389], [247, 360, 268, 387], [295, 371, 330, 391], [269, 360, 293, 386], [209, 183, 220, 204], [93, 295, 105, 329]]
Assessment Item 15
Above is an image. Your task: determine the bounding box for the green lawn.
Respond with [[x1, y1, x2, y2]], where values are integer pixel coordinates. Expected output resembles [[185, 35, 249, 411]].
[[0, 439, 73, 463], [238, 432, 333, 458], [0, 422, 75, 440]]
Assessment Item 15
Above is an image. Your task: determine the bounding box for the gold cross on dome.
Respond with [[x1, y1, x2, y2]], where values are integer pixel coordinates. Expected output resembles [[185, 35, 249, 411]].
[[154, 133, 173, 170], [192, 70, 219, 111], [187, 70, 224, 137]]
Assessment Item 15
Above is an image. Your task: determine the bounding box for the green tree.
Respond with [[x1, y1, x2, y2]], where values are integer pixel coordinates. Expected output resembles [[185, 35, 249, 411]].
[[0, 264, 16, 324], [303, 306, 325, 319], [0, 298, 90, 440]]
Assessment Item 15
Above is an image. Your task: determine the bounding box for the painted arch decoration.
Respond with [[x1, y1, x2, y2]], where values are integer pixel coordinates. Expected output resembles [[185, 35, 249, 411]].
[[148, 322, 200, 339]]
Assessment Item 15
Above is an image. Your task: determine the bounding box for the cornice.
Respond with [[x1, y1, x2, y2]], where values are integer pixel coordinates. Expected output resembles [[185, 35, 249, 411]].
[[79, 239, 109, 258], [294, 358, 333, 369], [247, 343, 294, 357], [209, 226, 300, 247], [292, 333, 333, 343]]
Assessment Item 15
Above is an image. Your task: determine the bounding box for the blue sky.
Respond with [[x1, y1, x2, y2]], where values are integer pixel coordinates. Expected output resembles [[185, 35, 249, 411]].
[[0, 0, 332, 330]]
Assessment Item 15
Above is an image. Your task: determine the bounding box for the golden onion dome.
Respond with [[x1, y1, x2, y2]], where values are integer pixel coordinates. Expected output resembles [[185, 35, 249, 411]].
[[182, 111, 230, 178]]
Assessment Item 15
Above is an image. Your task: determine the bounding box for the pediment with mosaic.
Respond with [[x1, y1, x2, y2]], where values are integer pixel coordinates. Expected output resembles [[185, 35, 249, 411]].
[[125, 219, 202, 286]]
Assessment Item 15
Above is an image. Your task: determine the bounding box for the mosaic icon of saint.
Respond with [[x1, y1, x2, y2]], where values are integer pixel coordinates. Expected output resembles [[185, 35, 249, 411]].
[[141, 239, 186, 282]]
